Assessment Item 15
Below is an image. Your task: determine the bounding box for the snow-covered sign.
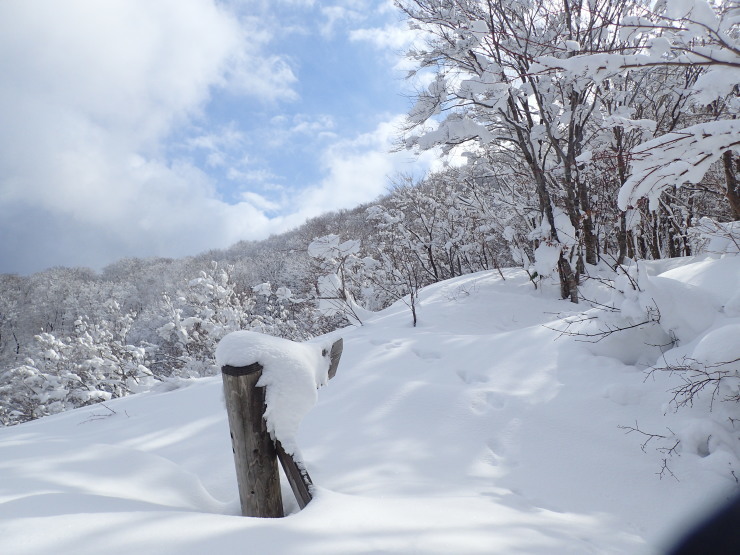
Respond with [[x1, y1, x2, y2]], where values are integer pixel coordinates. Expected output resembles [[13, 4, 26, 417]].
[[216, 331, 343, 516]]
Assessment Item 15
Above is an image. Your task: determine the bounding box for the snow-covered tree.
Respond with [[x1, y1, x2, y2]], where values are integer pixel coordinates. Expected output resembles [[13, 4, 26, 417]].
[[0, 300, 151, 425], [153, 262, 257, 376], [308, 235, 370, 326], [532, 0, 740, 220], [396, 0, 647, 301]]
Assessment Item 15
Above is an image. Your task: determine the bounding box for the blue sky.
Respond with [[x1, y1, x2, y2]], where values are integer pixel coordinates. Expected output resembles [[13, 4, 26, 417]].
[[0, 0, 437, 275]]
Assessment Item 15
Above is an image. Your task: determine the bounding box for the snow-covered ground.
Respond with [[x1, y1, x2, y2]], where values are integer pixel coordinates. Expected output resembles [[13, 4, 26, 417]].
[[1, 256, 738, 554]]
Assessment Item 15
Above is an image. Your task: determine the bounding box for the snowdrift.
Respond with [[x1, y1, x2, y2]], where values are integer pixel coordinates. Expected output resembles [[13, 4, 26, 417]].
[[0, 256, 738, 554]]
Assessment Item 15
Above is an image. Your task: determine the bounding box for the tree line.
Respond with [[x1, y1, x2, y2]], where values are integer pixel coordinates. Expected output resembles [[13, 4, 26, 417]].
[[1, 0, 737, 425]]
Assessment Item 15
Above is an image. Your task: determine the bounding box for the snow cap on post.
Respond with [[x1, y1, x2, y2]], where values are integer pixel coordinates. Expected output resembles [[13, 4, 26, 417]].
[[216, 331, 337, 455]]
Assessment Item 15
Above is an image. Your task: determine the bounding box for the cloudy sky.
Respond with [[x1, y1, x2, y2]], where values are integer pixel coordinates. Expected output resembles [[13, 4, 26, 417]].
[[0, 0, 436, 275]]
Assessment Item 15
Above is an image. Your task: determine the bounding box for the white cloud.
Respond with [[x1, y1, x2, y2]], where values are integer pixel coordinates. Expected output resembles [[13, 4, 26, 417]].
[[320, 5, 364, 38], [0, 0, 432, 275], [185, 124, 250, 171], [350, 24, 413, 51], [207, 152, 227, 168], [223, 39, 298, 101], [227, 167, 280, 185], [349, 9, 428, 75], [186, 126, 247, 153], [289, 115, 439, 220], [290, 114, 336, 135], [264, 113, 338, 148], [0, 0, 298, 273], [240, 191, 281, 212]]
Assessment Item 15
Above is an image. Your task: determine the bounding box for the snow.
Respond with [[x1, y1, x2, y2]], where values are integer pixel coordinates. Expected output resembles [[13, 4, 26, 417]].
[[415, 114, 495, 150], [252, 282, 272, 297], [533, 242, 561, 279], [316, 273, 344, 316], [665, 0, 718, 26], [617, 120, 740, 211], [1, 259, 739, 554], [692, 65, 740, 104], [528, 208, 577, 280], [216, 331, 330, 454], [692, 324, 740, 367], [690, 218, 740, 256], [529, 207, 576, 247], [307, 235, 360, 260], [658, 255, 740, 307]]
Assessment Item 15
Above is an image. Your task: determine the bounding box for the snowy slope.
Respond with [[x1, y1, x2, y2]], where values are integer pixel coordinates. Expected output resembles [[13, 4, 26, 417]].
[[1, 262, 738, 554]]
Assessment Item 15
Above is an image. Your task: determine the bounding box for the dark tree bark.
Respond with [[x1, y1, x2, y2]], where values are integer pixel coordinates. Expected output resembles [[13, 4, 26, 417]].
[[723, 150, 740, 220]]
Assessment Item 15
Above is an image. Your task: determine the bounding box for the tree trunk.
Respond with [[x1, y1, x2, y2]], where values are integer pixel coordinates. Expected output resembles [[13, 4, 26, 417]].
[[723, 150, 740, 220], [509, 95, 577, 303], [558, 254, 579, 304], [617, 211, 628, 266], [615, 128, 630, 266], [650, 212, 661, 259], [542, 182, 578, 303], [581, 210, 597, 265], [575, 169, 597, 265]]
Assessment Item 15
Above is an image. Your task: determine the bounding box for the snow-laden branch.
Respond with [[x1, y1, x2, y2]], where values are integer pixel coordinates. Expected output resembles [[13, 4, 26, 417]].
[[617, 120, 740, 211]]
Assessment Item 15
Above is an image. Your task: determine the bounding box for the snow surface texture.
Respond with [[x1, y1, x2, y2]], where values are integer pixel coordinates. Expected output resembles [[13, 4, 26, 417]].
[[1, 258, 738, 554], [216, 330, 330, 455]]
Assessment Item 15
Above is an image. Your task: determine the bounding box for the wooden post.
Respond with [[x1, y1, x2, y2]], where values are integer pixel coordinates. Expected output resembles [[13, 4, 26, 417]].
[[327, 337, 343, 380], [221, 336, 343, 517], [275, 440, 313, 509], [222, 362, 283, 518]]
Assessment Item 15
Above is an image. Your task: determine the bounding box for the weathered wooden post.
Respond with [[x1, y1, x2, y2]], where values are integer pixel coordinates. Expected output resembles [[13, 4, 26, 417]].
[[327, 337, 343, 380], [220, 335, 343, 517], [222, 361, 283, 517]]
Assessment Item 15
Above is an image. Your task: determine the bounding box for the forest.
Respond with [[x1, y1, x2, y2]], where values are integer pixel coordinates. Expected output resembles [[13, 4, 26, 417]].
[[1, 0, 738, 426]]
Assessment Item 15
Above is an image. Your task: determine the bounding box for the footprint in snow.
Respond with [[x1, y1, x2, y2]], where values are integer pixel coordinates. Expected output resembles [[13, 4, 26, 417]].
[[412, 348, 442, 361], [470, 391, 506, 414], [456, 369, 489, 384], [485, 392, 506, 409], [369, 338, 405, 350], [486, 437, 505, 456]]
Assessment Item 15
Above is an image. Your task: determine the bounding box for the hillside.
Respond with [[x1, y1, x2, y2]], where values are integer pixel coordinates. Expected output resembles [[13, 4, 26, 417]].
[[0, 257, 738, 554]]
